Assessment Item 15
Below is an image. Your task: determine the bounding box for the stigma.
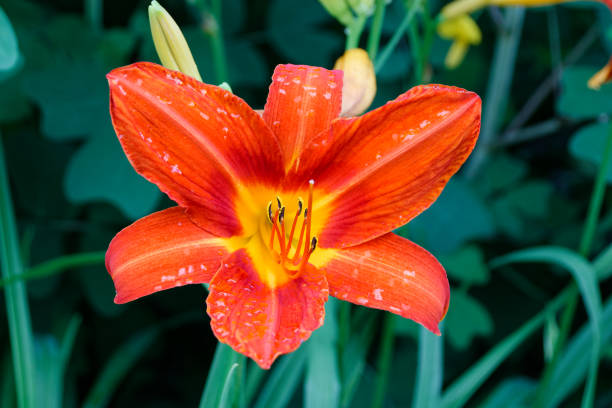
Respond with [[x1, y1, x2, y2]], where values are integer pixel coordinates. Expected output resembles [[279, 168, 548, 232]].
[[266, 180, 316, 278]]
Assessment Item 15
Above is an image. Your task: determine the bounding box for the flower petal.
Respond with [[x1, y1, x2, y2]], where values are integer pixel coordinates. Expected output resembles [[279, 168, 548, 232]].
[[207, 248, 328, 369], [289, 84, 481, 248], [321, 233, 449, 335], [263, 64, 343, 166], [106, 207, 229, 304], [108, 62, 284, 237]]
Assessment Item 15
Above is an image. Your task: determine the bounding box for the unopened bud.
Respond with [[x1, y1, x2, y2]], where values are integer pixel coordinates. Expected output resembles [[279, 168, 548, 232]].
[[334, 48, 377, 117], [148, 0, 202, 81], [437, 14, 481, 69]]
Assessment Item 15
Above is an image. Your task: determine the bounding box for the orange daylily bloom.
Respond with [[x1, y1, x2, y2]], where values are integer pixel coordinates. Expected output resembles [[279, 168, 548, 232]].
[[105, 62, 481, 368]]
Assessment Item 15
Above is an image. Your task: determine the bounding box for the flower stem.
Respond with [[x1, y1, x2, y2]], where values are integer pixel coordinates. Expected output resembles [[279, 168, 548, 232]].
[[370, 313, 395, 408], [0, 136, 36, 408], [346, 14, 368, 50], [367, 0, 387, 60], [374, 0, 420, 73], [465, 8, 525, 178], [534, 123, 612, 408], [205, 0, 229, 84]]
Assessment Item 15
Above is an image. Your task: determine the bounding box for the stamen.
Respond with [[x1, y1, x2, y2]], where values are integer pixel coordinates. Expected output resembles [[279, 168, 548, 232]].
[[285, 199, 303, 257], [276, 196, 282, 209], [266, 201, 273, 223], [279, 207, 287, 261], [303, 180, 314, 260]]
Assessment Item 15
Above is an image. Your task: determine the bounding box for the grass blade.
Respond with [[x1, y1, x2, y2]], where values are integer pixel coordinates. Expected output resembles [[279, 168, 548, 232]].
[[82, 327, 160, 408], [218, 363, 240, 408], [340, 313, 376, 408], [253, 348, 307, 408], [491, 246, 602, 407], [199, 343, 244, 408], [304, 300, 340, 408], [477, 377, 536, 408], [0, 136, 36, 408], [413, 325, 444, 408]]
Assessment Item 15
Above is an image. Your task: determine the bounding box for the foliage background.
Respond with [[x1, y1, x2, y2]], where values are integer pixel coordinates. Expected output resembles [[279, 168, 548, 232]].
[[1, 0, 612, 407]]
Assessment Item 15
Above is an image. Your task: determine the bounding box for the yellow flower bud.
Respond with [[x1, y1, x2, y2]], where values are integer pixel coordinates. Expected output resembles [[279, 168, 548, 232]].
[[437, 14, 481, 69], [588, 57, 612, 90], [148, 0, 202, 81], [318, 0, 354, 26], [334, 48, 377, 117]]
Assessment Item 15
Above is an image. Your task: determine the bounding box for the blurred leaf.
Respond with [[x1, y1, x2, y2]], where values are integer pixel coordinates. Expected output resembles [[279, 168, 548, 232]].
[[404, 178, 495, 254], [558, 66, 612, 119], [477, 377, 536, 408], [199, 343, 245, 408], [0, 5, 21, 76], [64, 124, 160, 220], [445, 290, 493, 349], [475, 153, 528, 197], [442, 245, 489, 286], [505, 180, 553, 218], [267, 0, 343, 67], [0, 76, 31, 123], [413, 326, 443, 408], [253, 349, 307, 408], [83, 327, 161, 408], [543, 315, 559, 363], [569, 122, 612, 184], [305, 300, 340, 408], [340, 314, 376, 408], [77, 264, 123, 318], [377, 46, 411, 82]]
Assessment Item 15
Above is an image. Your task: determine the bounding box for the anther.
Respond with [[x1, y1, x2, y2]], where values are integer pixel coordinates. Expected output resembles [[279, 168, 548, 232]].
[[304, 208, 308, 219], [276, 196, 282, 209], [297, 198, 303, 216], [267, 201, 273, 223], [279, 207, 285, 224], [310, 237, 317, 252]]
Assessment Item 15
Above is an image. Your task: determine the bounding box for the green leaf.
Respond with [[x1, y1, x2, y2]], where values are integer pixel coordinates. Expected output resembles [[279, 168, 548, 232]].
[[253, 349, 307, 408], [477, 377, 536, 408], [444, 290, 493, 349], [0, 5, 21, 74], [63, 123, 160, 220], [404, 178, 495, 254], [491, 246, 602, 408], [569, 122, 612, 184], [305, 300, 340, 408], [441, 245, 489, 286], [413, 326, 443, 408], [267, 0, 343, 67], [474, 153, 528, 197], [83, 327, 161, 408], [557, 66, 612, 119], [199, 343, 245, 408]]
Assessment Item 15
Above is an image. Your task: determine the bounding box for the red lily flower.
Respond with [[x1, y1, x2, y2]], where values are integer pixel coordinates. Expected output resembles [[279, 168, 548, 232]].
[[105, 62, 481, 368]]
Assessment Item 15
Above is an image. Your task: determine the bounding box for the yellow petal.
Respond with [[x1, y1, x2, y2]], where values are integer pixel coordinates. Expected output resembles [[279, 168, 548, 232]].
[[333, 48, 377, 117], [445, 40, 470, 69], [588, 57, 612, 90], [148, 1, 202, 81], [437, 14, 482, 45]]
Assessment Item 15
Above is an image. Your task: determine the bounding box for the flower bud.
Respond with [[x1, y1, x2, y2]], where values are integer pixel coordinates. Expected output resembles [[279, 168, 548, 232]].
[[437, 14, 481, 69], [334, 48, 377, 117], [148, 0, 202, 81]]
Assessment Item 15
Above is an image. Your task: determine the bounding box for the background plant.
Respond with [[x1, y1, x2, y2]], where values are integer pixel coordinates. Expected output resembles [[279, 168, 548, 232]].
[[0, 0, 611, 407]]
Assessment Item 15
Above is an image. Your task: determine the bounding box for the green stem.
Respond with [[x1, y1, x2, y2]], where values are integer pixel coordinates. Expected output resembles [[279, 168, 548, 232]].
[[407, 19, 423, 85], [374, 0, 420, 73], [465, 8, 525, 178], [84, 0, 103, 33], [367, 0, 387, 60], [207, 0, 229, 84], [536, 123, 612, 407], [0, 137, 36, 408], [0, 251, 105, 288], [370, 314, 395, 408], [346, 14, 368, 50]]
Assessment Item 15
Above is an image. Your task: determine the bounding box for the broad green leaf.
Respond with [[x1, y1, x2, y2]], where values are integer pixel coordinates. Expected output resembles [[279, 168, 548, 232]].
[[267, 0, 343, 67], [474, 153, 528, 197], [503, 181, 553, 219], [477, 377, 536, 408], [83, 327, 161, 408], [413, 326, 443, 408], [444, 290, 493, 349], [0, 6, 20, 74], [402, 178, 495, 254], [558, 66, 612, 119], [569, 122, 612, 184], [305, 300, 340, 408], [199, 343, 245, 408], [442, 245, 490, 286], [63, 123, 160, 220], [253, 349, 307, 408]]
